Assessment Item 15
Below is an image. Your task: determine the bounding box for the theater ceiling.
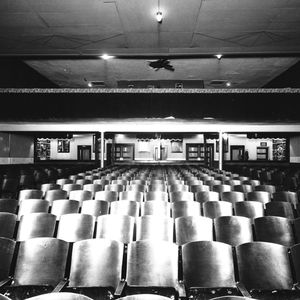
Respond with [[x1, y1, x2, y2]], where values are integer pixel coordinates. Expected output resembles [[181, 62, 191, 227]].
[[0, 0, 299, 88]]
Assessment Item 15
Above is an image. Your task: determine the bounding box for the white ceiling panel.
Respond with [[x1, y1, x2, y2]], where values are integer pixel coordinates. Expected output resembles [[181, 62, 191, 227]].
[[25, 57, 299, 88]]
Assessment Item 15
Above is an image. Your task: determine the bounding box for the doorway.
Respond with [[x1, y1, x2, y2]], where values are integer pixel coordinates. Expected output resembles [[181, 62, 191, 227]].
[[77, 145, 91, 160], [230, 145, 245, 161], [106, 143, 113, 166]]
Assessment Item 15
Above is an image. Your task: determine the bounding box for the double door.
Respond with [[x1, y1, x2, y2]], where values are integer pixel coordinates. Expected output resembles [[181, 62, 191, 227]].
[[186, 143, 214, 166]]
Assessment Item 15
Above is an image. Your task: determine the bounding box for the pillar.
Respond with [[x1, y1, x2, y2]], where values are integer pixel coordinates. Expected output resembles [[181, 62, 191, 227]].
[[219, 131, 223, 170], [100, 131, 105, 169]]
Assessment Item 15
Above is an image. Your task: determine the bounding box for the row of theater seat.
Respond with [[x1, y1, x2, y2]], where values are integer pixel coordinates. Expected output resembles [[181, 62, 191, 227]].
[[0, 164, 299, 300], [0, 293, 258, 300], [1, 195, 298, 219], [13, 184, 300, 205], [1, 212, 299, 247], [0, 237, 299, 299]]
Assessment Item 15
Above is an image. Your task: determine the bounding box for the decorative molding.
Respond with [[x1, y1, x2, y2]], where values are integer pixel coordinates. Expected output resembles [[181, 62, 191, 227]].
[[0, 88, 300, 94]]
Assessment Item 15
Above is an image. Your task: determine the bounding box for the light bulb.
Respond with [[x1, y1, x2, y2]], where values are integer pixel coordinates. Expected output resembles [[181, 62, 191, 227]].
[[156, 11, 163, 23], [100, 54, 114, 60]]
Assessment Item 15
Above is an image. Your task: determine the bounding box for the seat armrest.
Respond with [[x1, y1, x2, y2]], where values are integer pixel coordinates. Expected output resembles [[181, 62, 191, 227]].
[[236, 281, 252, 298], [114, 279, 126, 297], [0, 277, 12, 287], [176, 280, 186, 299], [52, 278, 68, 293]]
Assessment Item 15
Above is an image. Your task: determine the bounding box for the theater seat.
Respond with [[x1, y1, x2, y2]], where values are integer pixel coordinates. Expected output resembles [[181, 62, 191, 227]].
[[69, 190, 92, 206], [0, 212, 17, 239], [141, 201, 171, 217], [117, 295, 172, 300], [234, 201, 264, 221], [83, 184, 103, 198], [210, 297, 256, 300], [26, 293, 94, 300], [45, 189, 68, 206], [56, 213, 95, 242], [273, 191, 298, 209], [221, 191, 244, 204], [195, 191, 219, 205], [62, 184, 82, 197], [0, 295, 12, 300], [212, 184, 232, 193], [18, 189, 43, 202], [136, 215, 173, 242], [254, 216, 295, 247], [0, 237, 16, 282], [126, 184, 147, 193], [119, 191, 143, 202], [10, 237, 69, 294], [171, 201, 201, 219], [214, 216, 253, 246], [17, 213, 56, 241], [18, 199, 50, 220], [1, 178, 18, 199], [51, 200, 80, 220], [40, 184, 61, 197], [247, 191, 271, 205], [124, 240, 179, 296], [144, 191, 168, 202], [255, 184, 276, 194], [95, 191, 118, 202], [182, 241, 236, 290], [265, 201, 295, 219], [294, 218, 300, 243], [190, 185, 210, 193], [110, 200, 139, 218], [175, 216, 213, 246], [96, 215, 134, 244], [56, 179, 73, 186], [236, 242, 293, 291], [290, 243, 300, 287], [81, 200, 109, 217], [0, 199, 18, 214], [233, 185, 253, 195], [67, 239, 123, 295], [203, 201, 233, 219], [168, 184, 189, 193], [104, 184, 125, 193]]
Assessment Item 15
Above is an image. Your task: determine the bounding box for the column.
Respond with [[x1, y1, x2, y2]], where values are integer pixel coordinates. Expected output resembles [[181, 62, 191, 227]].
[[100, 131, 105, 169], [94, 132, 100, 164], [219, 131, 223, 170], [203, 133, 207, 167]]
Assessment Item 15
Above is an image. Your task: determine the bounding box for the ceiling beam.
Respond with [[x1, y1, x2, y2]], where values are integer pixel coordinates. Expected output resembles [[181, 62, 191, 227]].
[[0, 52, 300, 60], [1, 88, 300, 94]]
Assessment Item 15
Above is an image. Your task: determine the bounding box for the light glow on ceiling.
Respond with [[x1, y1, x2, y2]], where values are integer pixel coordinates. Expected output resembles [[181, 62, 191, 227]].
[[100, 54, 115, 60]]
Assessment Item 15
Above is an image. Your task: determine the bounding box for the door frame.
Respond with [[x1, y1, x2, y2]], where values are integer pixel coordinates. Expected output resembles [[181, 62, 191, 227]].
[[77, 145, 92, 160], [230, 145, 245, 161]]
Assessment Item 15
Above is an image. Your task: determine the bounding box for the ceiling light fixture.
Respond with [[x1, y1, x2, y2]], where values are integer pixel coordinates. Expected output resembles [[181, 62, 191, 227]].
[[156, 11, 163, 23], [215, 54, 222, 60], [100, 54, 114, 60]]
